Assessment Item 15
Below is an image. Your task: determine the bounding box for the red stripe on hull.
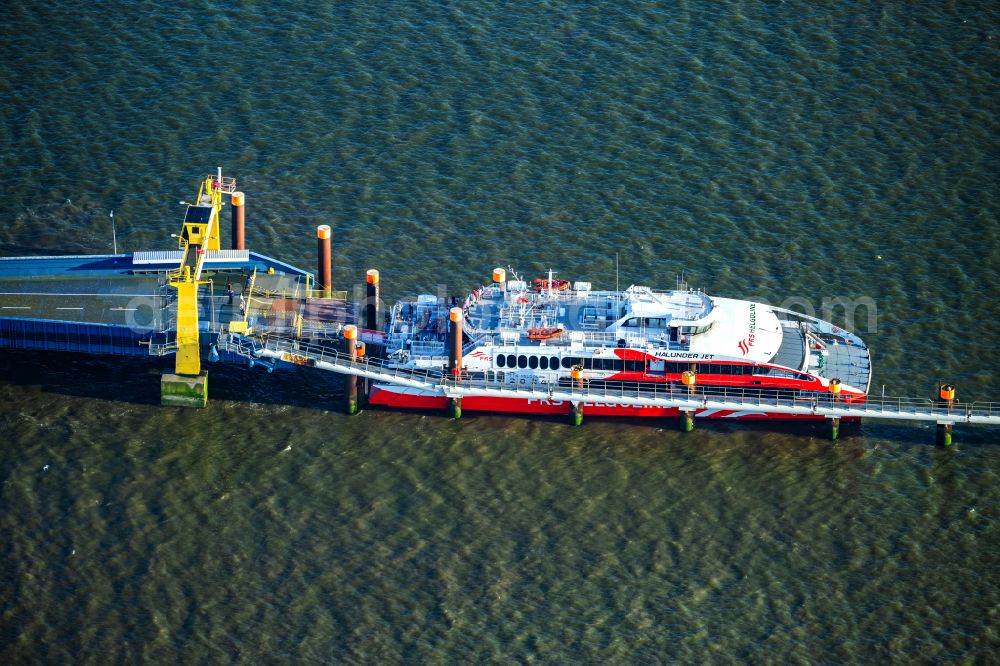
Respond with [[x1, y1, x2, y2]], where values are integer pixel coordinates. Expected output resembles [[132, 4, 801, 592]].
[[368, 387, 447, 410], [368, 386, 859, 422], [462, 396, 568, 415]]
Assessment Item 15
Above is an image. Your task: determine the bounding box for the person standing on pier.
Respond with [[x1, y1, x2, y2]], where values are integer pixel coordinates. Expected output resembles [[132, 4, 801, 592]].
[[226, 280, 234, 305]]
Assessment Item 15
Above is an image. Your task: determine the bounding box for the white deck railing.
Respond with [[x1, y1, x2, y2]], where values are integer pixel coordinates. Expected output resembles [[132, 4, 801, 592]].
[[216, 333, 1000, 426]]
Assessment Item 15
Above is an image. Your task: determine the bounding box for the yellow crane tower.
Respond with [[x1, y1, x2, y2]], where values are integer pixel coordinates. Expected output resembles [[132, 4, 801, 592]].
[[161, 170, 235, 406]]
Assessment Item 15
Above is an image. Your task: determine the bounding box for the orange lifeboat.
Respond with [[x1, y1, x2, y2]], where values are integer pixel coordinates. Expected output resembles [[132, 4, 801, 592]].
[[531, 278, 570, 292], [527, 327, 564, 341]]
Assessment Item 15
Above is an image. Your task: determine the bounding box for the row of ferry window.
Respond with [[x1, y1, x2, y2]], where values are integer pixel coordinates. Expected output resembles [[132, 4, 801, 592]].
[[493, 355, 813, 380], [496, 354, 697, 373], [496, 354, 566, 370], [496, 354, 698, 372], [496, 355, 651, 371]]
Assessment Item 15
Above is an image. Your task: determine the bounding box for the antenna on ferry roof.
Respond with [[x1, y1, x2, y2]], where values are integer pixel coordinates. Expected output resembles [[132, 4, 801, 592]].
[[615, 252, 619, 293]]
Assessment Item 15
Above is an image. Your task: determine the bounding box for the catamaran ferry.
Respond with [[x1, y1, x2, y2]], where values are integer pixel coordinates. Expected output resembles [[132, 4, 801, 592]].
[[370, 269, 871, 420]]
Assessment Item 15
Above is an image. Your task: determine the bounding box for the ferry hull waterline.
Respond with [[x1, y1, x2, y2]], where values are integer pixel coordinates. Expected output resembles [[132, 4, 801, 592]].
[[372, 267, 872, 422], [367, 385, 846, 422]]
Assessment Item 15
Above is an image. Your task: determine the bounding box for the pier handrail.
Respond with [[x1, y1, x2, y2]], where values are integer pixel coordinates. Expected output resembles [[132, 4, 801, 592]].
[[167, 237, 189, 282], [214, 332, 1000, 425]]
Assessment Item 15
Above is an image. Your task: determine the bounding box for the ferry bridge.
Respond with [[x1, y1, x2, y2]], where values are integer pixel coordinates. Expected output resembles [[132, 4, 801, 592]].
[[1, 172, 998, 446]]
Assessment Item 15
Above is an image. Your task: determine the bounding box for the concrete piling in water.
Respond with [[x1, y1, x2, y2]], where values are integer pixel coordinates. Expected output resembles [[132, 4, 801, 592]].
[[366, 269, 380, 331], [355, 340, 367, 403], [343, 324, 358, 415], [936, 384, 956, 446], [448, 307, 463, 381], [936, 422, 954, 447], [827, 379, 843, 439], [569, 367, 584, 425], [680, 410, 695, 432], [231, 191, 245, 250], [161, 372, 208, 408], [447, 308, 463, 420], [317, 225, 332, 298], [680, 370, 696, 432]]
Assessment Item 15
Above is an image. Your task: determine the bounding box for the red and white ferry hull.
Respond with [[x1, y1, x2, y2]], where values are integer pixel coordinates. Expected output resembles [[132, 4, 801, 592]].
[[368, 384, 857, 422]]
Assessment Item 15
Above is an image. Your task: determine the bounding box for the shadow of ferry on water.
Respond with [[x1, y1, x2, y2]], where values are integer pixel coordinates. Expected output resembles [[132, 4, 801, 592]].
[[3, 349, 996, 446]]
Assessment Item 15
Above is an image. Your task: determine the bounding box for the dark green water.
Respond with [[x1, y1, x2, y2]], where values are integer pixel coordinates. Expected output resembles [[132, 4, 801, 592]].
[[2, 2, 999, 662]]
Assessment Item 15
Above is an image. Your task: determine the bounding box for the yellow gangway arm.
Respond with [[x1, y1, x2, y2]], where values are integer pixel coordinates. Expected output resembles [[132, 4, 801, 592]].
[[173, 281, 201, 375]]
